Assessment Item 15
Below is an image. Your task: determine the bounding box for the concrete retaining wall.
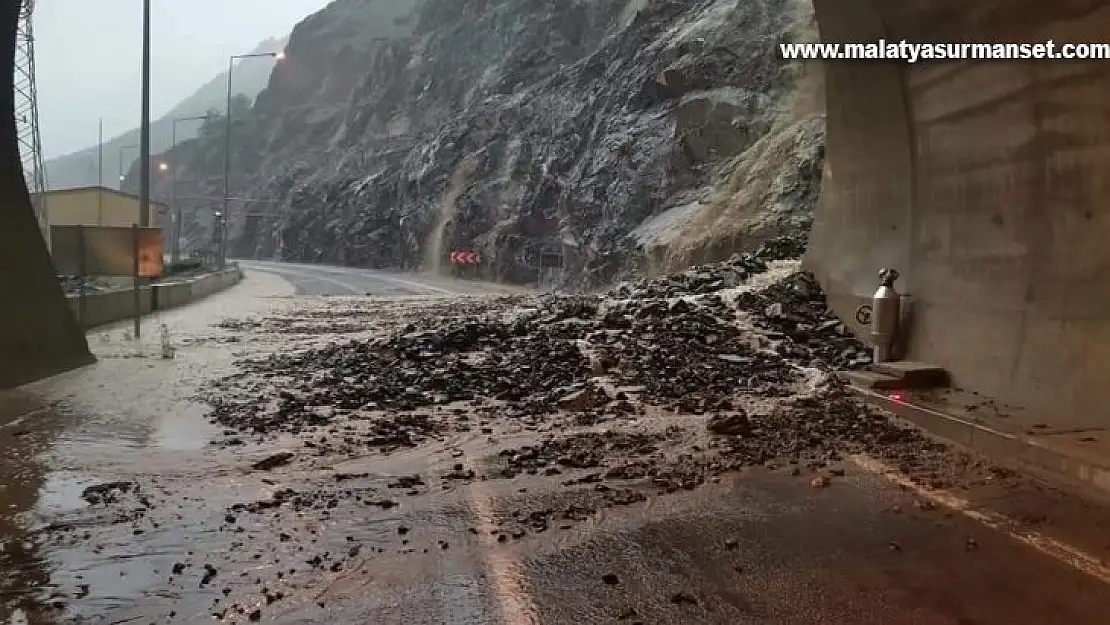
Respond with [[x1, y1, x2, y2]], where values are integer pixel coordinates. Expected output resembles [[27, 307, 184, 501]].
[[151, 281, 191, 311], [189, 270, 242, 299], [67, 267, 242, 329]]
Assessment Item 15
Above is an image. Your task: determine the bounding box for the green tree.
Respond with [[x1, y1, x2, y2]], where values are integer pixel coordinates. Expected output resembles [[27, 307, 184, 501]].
[[198, 108, 223, 138], [230, 93, 253, 120], [197, 94, 253, 138]]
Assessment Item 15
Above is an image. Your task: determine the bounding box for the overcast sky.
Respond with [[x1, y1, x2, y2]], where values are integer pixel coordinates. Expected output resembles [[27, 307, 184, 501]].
[[33, 0, 332, 158]]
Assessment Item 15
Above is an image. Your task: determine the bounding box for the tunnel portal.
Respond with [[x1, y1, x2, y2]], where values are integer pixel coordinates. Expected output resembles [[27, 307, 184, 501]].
[[808, 0, 1110, 427], [0, 1, 93, 391]]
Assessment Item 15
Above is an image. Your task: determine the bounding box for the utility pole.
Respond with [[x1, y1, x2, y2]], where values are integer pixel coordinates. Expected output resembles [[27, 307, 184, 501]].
[[97, 118, 103, 224], [128, 0, 150, 341], [138, 0, 150, 228]]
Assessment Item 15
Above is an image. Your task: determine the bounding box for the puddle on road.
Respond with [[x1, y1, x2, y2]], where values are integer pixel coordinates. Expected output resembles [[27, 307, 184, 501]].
[[0, 391, 62, 623], [0, 347, 232, 622], [32, 472, 131, 517], [34, 474, 92, 517], [0, 269, 304, 622], [151, 401, 220, 452]]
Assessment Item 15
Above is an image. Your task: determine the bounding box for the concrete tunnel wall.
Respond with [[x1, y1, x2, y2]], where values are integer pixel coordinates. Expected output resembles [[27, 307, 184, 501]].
[[806, 0, 1110, 427], [0, 2, 93, 390]]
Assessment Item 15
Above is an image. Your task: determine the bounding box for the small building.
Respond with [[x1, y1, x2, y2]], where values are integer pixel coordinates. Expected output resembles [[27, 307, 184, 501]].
[[35, 186, 166, 229]]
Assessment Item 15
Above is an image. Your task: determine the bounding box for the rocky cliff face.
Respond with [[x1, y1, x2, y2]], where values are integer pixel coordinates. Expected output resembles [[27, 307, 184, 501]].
[[149, 0, 821, 286]]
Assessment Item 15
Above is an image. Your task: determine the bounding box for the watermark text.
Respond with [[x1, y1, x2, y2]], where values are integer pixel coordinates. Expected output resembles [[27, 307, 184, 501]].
[[780, 40, 1110, 62]]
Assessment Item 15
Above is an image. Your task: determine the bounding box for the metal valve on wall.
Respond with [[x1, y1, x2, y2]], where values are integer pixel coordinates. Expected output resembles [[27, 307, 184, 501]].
[[854, 268, 901, 364]]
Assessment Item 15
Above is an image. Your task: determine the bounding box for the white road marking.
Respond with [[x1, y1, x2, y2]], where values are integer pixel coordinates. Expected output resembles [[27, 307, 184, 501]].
[[850, 453, 1110, 584], [363, 273, 455, 295], [464, 479, 543, 624], [244, 265, 365, 294]]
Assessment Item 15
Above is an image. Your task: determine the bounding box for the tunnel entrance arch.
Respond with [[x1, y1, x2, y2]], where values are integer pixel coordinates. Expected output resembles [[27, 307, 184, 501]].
[[806, 0, 1110, 427], [0, 1, 93, 390]]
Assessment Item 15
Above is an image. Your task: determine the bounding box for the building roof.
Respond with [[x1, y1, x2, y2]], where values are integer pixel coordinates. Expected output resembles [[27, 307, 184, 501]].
[[36, 185, 169, 209]]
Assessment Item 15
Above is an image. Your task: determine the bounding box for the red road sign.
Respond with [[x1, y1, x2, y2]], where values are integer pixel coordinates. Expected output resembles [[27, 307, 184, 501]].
[[450, 251, 480, 264]]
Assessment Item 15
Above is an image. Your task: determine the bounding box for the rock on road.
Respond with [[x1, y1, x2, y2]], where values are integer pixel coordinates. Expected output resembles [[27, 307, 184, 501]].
[[0, 259, 1109, 624]]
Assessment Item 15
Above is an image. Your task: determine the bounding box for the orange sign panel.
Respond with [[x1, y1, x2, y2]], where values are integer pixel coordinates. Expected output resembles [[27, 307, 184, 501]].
[[136, 229, 164, 278], [50, 225, 164, 278]]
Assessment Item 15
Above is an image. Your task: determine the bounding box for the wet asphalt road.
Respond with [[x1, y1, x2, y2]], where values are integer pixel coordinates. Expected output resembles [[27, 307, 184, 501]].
[[236, 260, 516, 297], [1, 264, 1110, 624]]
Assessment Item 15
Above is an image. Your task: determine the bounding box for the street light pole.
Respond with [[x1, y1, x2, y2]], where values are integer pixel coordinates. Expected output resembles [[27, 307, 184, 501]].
[[171, 121, 178, 263], [220, 56, 232, 270], [221, 50, 281, 270], [169, 114, 212, 264], [118, 144, 138, 188]]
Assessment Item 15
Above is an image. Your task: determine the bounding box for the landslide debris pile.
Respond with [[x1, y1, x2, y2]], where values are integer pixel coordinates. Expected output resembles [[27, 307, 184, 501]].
[[611, 230, 809, 299], [715, 385, 949, 476], [588, 294, 797, 409], [494, 382, 957, 495], [200, 246, 995, 570], [737, 271, 871, 370], [494, 430, 672, 478], [208, 235, 868, 440], [151, 0, 817, 283]]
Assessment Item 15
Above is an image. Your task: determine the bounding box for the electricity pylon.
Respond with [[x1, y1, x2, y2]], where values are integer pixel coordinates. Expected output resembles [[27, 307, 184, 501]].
[[14, 0, 49, 249]]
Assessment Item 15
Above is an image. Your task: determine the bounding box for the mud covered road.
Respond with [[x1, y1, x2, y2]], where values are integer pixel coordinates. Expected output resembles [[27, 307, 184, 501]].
[[3, 255, 1110, 624]]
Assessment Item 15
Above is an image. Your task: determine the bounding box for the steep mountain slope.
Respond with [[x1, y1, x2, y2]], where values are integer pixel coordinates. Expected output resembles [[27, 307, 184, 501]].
[[44, 36, 287, 191], [146, 0, 821, 286]]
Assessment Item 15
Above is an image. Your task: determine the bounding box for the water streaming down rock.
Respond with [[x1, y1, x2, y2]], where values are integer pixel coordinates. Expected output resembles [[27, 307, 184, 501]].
[[140, 0, 822, 285], [424, 155, 479, 274]]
